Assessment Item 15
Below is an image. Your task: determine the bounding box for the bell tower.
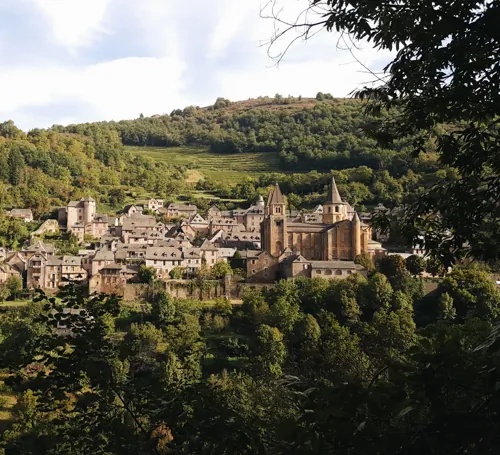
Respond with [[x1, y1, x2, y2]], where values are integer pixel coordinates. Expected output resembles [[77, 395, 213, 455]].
[[323, 176, 348, 224], [262, 183, 287, 256]]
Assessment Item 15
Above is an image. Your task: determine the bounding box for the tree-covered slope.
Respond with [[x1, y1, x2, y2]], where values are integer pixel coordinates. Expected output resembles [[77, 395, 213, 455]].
[[55, 96, 428, 173], [0, 121, 186, 215]]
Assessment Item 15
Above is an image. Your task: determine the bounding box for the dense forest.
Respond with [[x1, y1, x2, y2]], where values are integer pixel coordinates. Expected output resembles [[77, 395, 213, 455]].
[[0, 121, 186, 216], [0, 96, 455, 221], [51, 96, 453, 212], [55, 96, 442, 174], [1, 260, 499, 453]]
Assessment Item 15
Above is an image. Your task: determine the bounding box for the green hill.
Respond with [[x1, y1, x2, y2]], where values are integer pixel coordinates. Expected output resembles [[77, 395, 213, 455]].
[[0, 95, 449, 217]]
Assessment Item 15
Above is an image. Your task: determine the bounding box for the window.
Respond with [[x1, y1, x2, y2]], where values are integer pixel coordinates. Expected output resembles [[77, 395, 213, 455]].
[[328, 207, 331, 213], [252, 269, 256, 273], [341, 233, 345, 241], [276, 207, 281, 214], [252, 259, 256, 264], [335, 206, 340, 213], [325, 270, 332, 275], [316, 270, 321, 275], [341, 250, 346, 258], [336, 270, 343, 275]]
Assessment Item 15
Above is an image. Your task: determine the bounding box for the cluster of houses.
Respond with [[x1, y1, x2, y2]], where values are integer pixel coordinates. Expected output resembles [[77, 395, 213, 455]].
[[0, 181, 410, 298]]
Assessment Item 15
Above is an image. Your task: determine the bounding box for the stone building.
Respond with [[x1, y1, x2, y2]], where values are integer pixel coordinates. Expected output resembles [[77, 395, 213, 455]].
[[166, 203, 197, 218], [67, 197, 96, 231], [248, 179, 374, 282], [261, 178, 372, 260]]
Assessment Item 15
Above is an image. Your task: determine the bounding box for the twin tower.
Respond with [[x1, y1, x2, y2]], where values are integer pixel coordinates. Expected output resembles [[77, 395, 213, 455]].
[[261, 178, 368, 261]]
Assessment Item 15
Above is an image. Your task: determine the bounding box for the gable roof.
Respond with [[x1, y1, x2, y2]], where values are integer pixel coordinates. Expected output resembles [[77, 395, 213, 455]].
[[200, 239, 218, 251], [267, 183, 284, 205]]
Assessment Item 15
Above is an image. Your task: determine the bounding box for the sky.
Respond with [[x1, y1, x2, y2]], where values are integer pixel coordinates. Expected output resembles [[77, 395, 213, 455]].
[[0, 0, 390, 130]]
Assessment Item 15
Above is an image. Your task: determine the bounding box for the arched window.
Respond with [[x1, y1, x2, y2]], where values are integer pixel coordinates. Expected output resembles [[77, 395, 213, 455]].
[[328, 207, 331, 213], [347, 270, 352, 275], [276, 206, 281, 214], [325, 269, 332, 275], [335, 270, 343, 275], [341, 250, 346, 258], [335, 206, 340, 213], [316, 270, 321, 275]]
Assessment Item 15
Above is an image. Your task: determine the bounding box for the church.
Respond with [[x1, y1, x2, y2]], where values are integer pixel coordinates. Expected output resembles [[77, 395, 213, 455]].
[[247, 178, 377, 282]]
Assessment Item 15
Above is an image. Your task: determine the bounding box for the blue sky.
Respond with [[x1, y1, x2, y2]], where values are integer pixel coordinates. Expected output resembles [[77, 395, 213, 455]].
[[0, 0, 388, 130]]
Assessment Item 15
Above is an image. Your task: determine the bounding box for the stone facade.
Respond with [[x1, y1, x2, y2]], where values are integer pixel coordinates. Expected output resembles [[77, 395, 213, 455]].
[[248, 179, 373, 282], [261, 179, 371, 261]]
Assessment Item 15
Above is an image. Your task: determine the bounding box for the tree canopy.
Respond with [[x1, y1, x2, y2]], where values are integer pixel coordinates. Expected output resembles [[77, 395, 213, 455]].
[[265, 0, 500, 265]]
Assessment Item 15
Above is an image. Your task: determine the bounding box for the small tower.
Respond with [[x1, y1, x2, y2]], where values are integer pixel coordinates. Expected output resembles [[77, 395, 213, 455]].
[[262, 183, 287, 256], [83, 197, 96, 225], [323, 176, 348, 224], [351, 212, 361, 258], [256, 195, 265, 207]]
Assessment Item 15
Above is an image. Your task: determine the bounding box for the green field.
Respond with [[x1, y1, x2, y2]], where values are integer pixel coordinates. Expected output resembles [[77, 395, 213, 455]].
[[127, 146, 282, 185]]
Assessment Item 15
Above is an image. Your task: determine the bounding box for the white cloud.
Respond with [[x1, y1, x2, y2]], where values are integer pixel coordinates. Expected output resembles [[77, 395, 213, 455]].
[[33, 0, 111, 51], [216, 44, 389, 101], [0, 56, 187, 129], [207, 0, 257, 60], [0, 0, 392, 129]]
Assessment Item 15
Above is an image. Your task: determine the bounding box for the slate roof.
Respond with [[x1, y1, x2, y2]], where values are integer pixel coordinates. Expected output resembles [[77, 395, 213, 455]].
[[325, 177, 344, 204], [267, 183, 284, 205]]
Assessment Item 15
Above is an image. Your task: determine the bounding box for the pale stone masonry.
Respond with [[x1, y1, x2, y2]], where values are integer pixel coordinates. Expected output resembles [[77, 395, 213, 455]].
[[6, 186, 389, 294], [247, 179, 379, 283]]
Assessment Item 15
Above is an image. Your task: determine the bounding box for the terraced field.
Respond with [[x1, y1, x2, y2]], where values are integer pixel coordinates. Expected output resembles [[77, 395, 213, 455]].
[[127, 146, 282, 185]]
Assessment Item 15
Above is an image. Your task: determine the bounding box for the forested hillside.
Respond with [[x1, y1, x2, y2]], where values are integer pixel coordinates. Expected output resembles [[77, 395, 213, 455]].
[[55, 96, 429, 172], [53, 96, 455, 212], [0, 121, 186, 215], [1, 263, 500, 453]]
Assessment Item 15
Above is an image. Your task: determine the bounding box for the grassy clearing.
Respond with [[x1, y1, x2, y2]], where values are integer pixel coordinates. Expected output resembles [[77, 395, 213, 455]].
[[127, 146, 282, 185]]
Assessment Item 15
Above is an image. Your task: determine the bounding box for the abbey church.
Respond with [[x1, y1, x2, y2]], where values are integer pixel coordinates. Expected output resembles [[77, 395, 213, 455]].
[[247, 178, 378, 282]]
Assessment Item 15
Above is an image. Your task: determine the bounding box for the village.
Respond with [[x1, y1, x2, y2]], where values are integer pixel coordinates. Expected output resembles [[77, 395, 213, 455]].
[[0, 178, 418, 301]]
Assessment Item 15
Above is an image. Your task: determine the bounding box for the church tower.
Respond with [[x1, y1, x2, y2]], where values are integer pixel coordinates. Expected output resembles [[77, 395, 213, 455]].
[[323, 176, 348, 224], [262, 183, 287, 256]]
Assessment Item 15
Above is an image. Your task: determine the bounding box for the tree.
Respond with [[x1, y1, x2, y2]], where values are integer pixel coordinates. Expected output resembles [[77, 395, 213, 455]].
[[266, 295, 301, 334], [169, 266, 184, 279], [377, 255, 406, 278], [138, 264, 156, 283], [121, 322, 164, 359], [438, 292, 457, 321], [361, 272, 393, 315], [355, 253, 375, 272], [0, 283, 11, 302], [266, 1, 500, 266], [211, 260, 232, 279], [254, 324, 286, 377], [6, 275, 22, 300], [426, 257, 446, 277], [406, 254, 426, 277], [151, 291, 176, 326], [437, 267, 500, 323], [7, 147, 25, 185], [230, 250, 243, 269]]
